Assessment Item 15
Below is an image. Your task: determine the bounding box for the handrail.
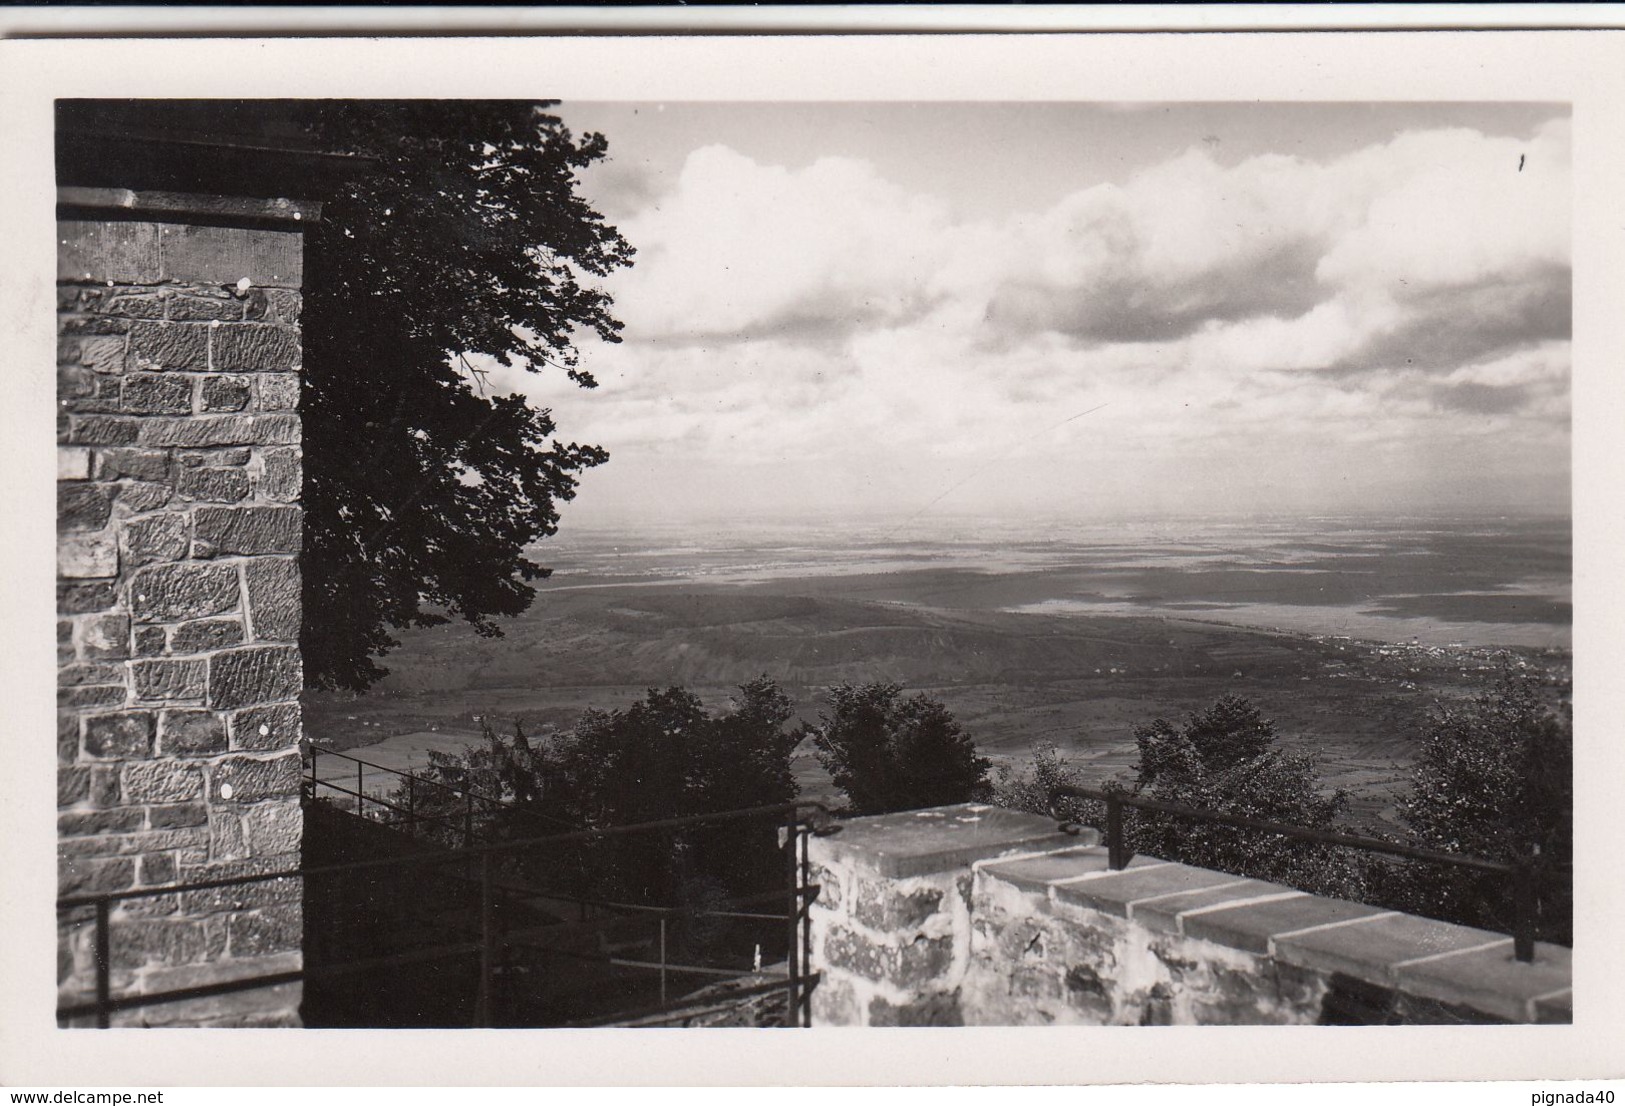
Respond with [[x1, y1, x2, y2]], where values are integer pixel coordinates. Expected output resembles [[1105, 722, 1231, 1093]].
[[57, 800, 837, 1029], [1047, 783, 1545, 963]]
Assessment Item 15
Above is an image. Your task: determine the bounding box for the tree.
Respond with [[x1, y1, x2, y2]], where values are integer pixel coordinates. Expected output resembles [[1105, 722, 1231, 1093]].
[[393, 679, 802, 901], [809, 683, 991, 815], [294, 102, 635, 691], [1394, 670, 1572, 944], [1124, 696, 1364, 900]]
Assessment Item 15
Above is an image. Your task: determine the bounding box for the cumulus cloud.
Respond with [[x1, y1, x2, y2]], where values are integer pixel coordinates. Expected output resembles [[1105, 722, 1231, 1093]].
[[516, 113, 1571, 521]]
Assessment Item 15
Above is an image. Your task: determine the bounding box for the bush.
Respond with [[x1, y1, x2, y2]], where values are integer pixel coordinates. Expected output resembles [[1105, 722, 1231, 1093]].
[[808, 682, 991, 815]]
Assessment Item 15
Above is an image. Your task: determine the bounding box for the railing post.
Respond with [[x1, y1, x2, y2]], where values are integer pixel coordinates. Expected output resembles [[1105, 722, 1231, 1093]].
[[799, 817, 812, 1028], [93, 899, 110, 1029], [476, 851, 495, 1027], [1513, 848, 1539, 964], [658, 916, 668, 1006], [464, 790, 474, 850], [784, 810, 800, 1027], [357, 759, 365, 818], [1106, 792, 1128, 871], [406, 775, 416, 838]]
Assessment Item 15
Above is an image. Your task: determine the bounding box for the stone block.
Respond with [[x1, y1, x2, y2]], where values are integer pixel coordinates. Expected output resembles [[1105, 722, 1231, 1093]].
[[58, 855, 137, 897], [158, 710, 228, 757], [821, 923, 955, 987], [59, 809, 145, 837], [58, 581, 117, 613], [58, 220, 161, 284], [1394, 941, 1571, 1024], [139, 415, 258, 448], [82, 712, 153, 759], [95, 447, 170, 482], [57, 483, 114, 531], [210, 809, 248, 862], [80, 336, 127, 374], [177, 465, 250, 503], [59, 684, 126, 710], [1129, 879, 1299, 936], [58, 534, 118, 579], [1053, 861, 1249, 919], [160, 223, 302, 288], [211, 324, 300, 373], [58, 447, 92, 480], [229, 703, 301, 751], [102, 292, 167, 319], [121, 373, 193, 415], [80, 613, 131, 660], [59, 662, 124, 687], [123, 760, 205, 804], [134, 626, 167, 656], [90, 765, 123, 808], [209, 646, 301, 709], [68, 415, 141, 446], [126, 321, 209, 372], [200, 375, 252, 412], [139, 851, 178, 886], [59, 764, 91, 807], [810, 804, 1088, 879], [130, 562, 239, 621], [258, 374, 300, 411], [180, 447, 251, 468], [148, 802, 208, 829], [244, 557, 300, 641], [852, 879, 945, 932], [228, 905, 302, 958], [1181, 894, 1390, 956], [1275, 911, 1506, 985], [131, 658, 207, 701], [193, 506, 301, 556], [210, 752, 302, 803], [258, 447, 302, 502], [868, 990, 964, 1027], [168, 293, 241, 322], [170, 617, 244, 654], [240, 799, 302, 856], [59, 712, 81, 762], [122, 513, 190, 567], [118, 480, 173, 512], [108, 919, 213, 970]]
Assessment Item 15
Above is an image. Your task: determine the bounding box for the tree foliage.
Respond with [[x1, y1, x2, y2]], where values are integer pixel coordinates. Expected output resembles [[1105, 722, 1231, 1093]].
[[295, 101, 634, 691], [1392, 671, 1572, 943], [808, 682, 991, 815], [1126, 696, 1361, 897], [391, 678, 801, 903]]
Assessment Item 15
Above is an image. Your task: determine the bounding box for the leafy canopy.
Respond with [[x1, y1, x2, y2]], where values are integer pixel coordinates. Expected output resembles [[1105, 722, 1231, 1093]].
[[809, 682, 991, 815], [1394, 670, 1572, 943], [393, 678, 801, 902], [295, 101, 634, 691]]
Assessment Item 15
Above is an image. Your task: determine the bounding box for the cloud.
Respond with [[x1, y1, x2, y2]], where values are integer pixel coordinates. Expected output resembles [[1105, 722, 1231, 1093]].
[[517, 113, 1571, 521]]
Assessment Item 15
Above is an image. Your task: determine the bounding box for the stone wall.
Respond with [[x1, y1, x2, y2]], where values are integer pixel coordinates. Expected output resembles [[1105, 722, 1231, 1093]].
[[806, 804, 1573, 1027], [55, 192, 310, 1026]]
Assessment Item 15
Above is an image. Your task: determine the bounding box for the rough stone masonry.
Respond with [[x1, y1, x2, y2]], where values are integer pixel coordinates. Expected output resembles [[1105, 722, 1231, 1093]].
[[56, 199, 309, 1026]]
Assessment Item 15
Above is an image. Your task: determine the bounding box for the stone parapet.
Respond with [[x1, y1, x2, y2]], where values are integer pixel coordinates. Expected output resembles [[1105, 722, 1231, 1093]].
[[56, 197, 307, 1027], [805, 805, 1572, 1026]]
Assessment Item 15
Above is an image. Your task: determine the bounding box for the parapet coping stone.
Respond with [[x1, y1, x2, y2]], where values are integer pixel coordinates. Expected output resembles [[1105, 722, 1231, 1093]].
[[59, 187, 321, 226], [809, 804, 1093, 879], [968, 837, 1572, 1024]]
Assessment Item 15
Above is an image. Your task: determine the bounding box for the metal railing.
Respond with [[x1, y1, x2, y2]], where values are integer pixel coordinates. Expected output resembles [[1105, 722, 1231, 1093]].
[[305, 746, 579, 846], [1047, 784, 1547, 962], [57, 798, 836, 1028]]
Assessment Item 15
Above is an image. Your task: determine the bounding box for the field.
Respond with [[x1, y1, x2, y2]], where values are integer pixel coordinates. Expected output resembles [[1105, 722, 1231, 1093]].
[[303, 516, 1571, 828]]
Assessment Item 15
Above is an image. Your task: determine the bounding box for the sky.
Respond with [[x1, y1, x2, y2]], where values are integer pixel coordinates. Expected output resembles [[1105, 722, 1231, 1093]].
[[478, 102, 1571, 529]]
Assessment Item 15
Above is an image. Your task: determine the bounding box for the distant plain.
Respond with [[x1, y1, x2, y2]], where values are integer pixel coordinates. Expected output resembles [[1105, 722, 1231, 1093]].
[[304, 514, 1571, 827]]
